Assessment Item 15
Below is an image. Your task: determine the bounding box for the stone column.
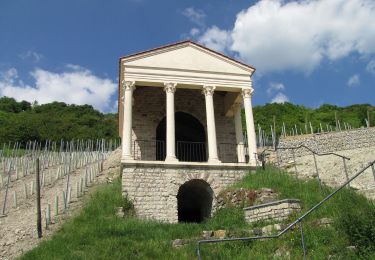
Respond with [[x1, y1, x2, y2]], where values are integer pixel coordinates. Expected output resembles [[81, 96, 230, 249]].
[[202, 85, 220, 163], [234, 105, 246, 163], [164, 82, 178, 162], [121, 80, 136, 161], [242, 87, 257, 165]]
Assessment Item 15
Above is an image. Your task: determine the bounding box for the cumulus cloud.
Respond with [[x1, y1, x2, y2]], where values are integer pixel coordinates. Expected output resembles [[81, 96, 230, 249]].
[[199, 0, 375, 73], [0, 66, 117, 112], [267, 82, 285, 95], [271, 93, 289, 103], [347, 74, 360, 87], [189, 28, 200, 37], [19, 50, 43, 63], [182, 7, 206, 27], [366, 59, 375, 75], [198, 26, 231, 53]]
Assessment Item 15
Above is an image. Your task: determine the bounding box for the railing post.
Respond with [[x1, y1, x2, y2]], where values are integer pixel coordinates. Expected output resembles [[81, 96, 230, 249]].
[[372, 165, 375, 183], [299, 221, 307, 260], [342, 158, 350, 188], [312, 153, 321, 187], [292, 149, 298, 174]]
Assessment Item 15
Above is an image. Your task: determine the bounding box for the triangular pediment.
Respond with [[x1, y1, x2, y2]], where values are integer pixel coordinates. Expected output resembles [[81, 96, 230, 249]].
[[122, 41, 255, 75]]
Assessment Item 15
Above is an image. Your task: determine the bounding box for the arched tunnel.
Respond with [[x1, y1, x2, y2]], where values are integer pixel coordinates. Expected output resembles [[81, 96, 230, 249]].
[[177, 179, 213, 223]]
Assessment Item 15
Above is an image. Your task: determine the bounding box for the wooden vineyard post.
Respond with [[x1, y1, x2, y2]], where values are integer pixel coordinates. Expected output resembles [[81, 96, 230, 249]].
[[36, 158, 42, 238]]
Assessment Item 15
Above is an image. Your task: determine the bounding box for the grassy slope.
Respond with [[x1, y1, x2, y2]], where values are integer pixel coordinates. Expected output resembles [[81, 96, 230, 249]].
[[21, 167, 375, 259]]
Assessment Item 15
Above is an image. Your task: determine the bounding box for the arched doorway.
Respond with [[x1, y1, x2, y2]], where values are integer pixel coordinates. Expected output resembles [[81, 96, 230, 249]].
[[177, 179, 213, 223], [156, 112, 206, 161]]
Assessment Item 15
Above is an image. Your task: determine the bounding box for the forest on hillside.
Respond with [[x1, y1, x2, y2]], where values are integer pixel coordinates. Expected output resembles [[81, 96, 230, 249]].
[[0, 96, 374, 144], [0, 97, 118, 144], [253, 102, 375, 135]]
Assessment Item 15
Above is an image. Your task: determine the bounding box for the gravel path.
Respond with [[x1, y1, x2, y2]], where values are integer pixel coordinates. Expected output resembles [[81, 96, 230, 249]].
[[0, 149, 121, 259]]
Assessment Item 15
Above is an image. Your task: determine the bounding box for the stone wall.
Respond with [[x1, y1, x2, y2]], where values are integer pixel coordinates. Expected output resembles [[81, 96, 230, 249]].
[[277, 127, 375, 160], [244, 199, 301, 223], [131, 87, 237, 162], [122, 163, 250, 223]]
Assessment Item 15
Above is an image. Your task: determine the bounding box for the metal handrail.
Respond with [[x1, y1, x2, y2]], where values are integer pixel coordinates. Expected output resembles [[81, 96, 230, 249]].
[[257, 144, 350, 161], [196, 160, 375, 259], [276, 144, 350, 160]]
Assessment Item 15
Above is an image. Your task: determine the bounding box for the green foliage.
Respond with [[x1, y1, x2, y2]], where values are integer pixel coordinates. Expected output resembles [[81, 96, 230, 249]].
[[336, 207, 375, 256], [122, 195, 135, 216], [0, 97, 118, 144], [253, 102, 375, 135], [22, 168, 375, 259], [0, 96, 31, 113]]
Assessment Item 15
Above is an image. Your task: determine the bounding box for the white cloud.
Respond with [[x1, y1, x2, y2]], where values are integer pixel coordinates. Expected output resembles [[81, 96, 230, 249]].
[[198, 26, 231, 53], [199, 0, 375, 73], [0, 66, 117, 112], [182, 7, 206, 27], [0, 68, 19, 84], [189, 28, 200, 37], [347, 74, 360, 87], [366, 59, 375, 75], [267, 82, 285, 95], [271, 92, 289, 103], [19, 50, 43, 63]]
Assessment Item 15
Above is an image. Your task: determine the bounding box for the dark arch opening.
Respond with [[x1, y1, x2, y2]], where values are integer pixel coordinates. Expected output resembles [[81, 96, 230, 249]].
[[177, 179, 213, 223], [156, 112, 206, 161]]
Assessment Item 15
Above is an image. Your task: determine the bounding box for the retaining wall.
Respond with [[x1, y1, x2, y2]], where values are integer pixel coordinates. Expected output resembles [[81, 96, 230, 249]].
[[277, 127, 375, 160]]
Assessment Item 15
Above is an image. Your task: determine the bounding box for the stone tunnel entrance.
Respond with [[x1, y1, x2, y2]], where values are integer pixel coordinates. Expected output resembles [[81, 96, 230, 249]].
[[177, 179, 213, 223]]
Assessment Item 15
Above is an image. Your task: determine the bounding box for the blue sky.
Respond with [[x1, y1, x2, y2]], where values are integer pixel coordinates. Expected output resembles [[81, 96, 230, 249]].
[[0, 0, 374, 112]]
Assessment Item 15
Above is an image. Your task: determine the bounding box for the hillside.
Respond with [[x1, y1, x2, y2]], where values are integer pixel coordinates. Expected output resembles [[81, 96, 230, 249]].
[[0, 97, 118, 144], [253, 102, 375, 136], [1, 96, 374, 144], [21, 167, 375, 259]]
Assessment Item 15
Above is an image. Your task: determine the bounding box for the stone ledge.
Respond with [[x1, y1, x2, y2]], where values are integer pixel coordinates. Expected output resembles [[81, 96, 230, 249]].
[[244, 199, 302, 224], [121, 160, 255, 170], [243, 199, 301, 211]]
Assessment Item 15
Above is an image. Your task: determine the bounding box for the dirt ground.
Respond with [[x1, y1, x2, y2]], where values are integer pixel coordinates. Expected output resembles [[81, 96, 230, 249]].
[[0, 149, 121, 259]]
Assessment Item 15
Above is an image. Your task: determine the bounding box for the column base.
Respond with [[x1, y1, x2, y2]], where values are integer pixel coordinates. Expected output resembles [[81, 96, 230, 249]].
[[207, 158, 221, 164], [122, 154, 135, 162], [165, 156, 179, 163], [248, 158, 257, 167]]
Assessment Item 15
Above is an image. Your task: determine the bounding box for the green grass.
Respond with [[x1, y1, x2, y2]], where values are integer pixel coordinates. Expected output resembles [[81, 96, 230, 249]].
[[21, 167, 375, 259]]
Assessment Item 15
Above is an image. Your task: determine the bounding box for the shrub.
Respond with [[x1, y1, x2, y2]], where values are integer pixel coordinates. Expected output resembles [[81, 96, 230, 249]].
[[336, 207, 375, 257]]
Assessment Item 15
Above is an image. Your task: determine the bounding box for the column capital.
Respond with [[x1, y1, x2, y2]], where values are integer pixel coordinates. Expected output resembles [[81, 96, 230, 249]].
[[163, 82, 177, 93], [202, 85, 216, 96], [241, 88, 254, 98], [122, 80, 136, 91]]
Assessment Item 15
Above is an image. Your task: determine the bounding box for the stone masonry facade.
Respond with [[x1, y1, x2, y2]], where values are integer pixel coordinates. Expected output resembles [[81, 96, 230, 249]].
[[244, 199, 302, 223], [277, 127, 375, 160], [122, 163, 249, 223], [131, 87, 237, 162]]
